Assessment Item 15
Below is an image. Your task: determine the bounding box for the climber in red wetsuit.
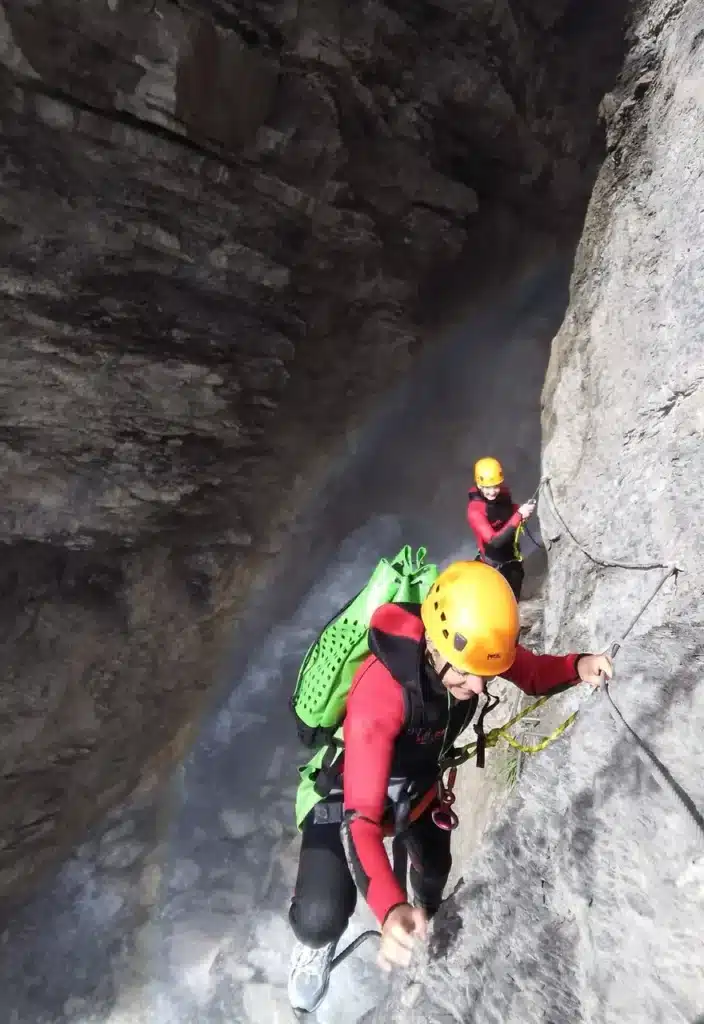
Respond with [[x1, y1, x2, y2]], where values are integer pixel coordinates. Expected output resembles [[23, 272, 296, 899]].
[[467, 456, 537, 601], [287, 561, 613, 1011]]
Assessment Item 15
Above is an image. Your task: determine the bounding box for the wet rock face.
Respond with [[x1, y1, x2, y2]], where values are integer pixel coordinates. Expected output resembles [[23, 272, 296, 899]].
[[369, 0, 704, 1019], [0, 0, 627, 900]]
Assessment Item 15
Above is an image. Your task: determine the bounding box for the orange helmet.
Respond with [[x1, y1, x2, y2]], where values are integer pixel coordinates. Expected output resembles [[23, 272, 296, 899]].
[[420, 560, 519, 675], [474, 457, 504, 488]]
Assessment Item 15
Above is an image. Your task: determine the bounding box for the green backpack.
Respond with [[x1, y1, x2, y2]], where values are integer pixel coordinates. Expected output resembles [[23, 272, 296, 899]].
[[291, 544, 439, 828]]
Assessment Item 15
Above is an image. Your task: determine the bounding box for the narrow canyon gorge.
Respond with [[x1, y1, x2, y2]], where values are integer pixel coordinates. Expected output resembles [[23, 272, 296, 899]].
[[0, 0, 701, 1021]]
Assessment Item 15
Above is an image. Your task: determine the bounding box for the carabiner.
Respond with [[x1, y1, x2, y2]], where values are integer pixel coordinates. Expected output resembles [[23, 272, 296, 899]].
[[432, 803, 459, 832], [432, 767, 460, 831]]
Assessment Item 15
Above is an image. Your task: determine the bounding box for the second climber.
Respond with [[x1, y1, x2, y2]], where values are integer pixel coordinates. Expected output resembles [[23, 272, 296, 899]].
[[466, 457, 536, 601]]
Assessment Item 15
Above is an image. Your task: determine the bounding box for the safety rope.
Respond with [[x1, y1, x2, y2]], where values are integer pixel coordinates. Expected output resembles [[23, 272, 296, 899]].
[[523, 477, 679, 570], [596, 572, 703, 834], [609, 567, 679, 645], [522, 520, 544, 552], [441, 694, 578, 771], [535, 480, 701, 833], [516, 479, 548, 554], [329, 929, 380, 970], [600, 650, 704, 833], [540, 477, 674, 571]]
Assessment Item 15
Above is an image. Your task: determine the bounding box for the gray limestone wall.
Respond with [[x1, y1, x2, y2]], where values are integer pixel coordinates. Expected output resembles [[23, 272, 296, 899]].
[[369, 0, 704, 1020]]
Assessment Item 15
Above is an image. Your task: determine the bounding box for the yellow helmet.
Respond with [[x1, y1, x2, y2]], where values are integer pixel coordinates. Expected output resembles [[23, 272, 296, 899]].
[[420, 561, 519, 675], [474, 457, 504, 488]]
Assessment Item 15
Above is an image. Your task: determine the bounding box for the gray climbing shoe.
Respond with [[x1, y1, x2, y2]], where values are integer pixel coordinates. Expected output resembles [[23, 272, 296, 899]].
[[287, 938, 336, 1013]]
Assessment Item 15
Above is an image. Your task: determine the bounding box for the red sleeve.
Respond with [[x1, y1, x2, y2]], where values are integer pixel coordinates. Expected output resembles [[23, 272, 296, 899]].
[[503, 644, 580, 696], [341, 659, 407, 925], [467, 500, 522, 546], [467, 499, 492, 544]]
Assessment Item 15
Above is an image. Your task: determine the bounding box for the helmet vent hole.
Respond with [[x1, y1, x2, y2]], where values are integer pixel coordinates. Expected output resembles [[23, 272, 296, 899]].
[[442, 629, 449, 640], [433, 601, 439, 610], [440, 612, 447, 622]]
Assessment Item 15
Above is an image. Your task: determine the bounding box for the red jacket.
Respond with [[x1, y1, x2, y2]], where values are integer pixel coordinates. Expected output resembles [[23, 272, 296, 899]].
[[467, 485, 523, 565], [340, 602, 581, 925]]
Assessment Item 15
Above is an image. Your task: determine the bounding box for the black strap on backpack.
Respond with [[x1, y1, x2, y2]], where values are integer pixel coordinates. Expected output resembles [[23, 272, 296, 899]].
[[312, 738, 344, 799]]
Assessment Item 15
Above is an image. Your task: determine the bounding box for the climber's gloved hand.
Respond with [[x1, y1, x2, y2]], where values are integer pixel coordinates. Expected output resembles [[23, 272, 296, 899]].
[[576, 653, 614, 687], [378, 904, 428, 971], [518, 500, 536, 520]]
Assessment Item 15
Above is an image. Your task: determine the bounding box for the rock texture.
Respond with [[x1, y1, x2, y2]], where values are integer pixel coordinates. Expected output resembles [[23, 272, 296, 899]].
[[368, 0, 704, 1020], [0, 0, 628, 901]]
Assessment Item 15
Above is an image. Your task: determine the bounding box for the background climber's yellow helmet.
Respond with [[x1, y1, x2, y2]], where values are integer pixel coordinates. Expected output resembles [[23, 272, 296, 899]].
[[474, 457, 504, 488], [421, 561, 519, 675]]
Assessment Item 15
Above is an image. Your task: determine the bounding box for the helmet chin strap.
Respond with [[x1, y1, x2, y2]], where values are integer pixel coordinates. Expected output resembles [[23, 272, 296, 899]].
[[437, 661, 453, 682], [426, 649, 467, 685], [425, 642, 454, 682]]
